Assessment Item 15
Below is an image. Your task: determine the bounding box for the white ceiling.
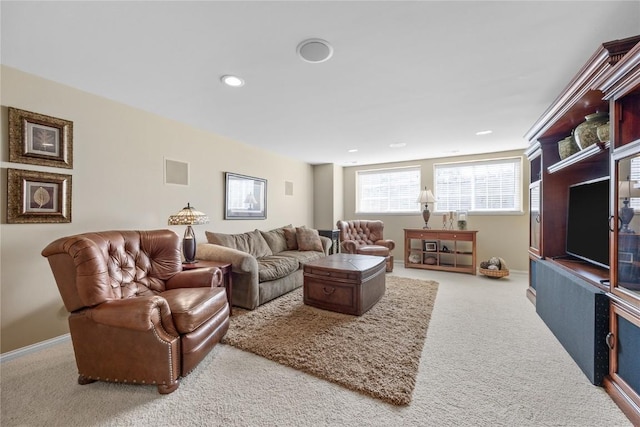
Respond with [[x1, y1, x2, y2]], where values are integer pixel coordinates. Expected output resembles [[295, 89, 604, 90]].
[[2, 1, 639, 166]]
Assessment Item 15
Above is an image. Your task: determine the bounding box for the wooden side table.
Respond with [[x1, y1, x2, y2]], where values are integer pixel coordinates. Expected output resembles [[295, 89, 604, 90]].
[[183, 260, 233, 315], [318, 229, 340, 254]]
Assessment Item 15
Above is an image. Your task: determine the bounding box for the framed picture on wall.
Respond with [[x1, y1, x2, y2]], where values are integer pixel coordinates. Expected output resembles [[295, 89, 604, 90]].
[[8, 107, 73, 169], [224, 172, 267, 219], [7, 168, 72, 223]]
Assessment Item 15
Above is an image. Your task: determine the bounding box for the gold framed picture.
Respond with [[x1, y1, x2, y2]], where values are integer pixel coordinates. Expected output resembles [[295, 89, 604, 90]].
[[7, 169, 72, 224], [8, 107, 73, 169]]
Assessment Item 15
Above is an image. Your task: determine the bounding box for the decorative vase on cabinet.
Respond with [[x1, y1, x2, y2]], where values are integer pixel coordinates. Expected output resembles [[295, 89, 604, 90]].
[[457, 210, 468, 230], [574, 111, 609, 149], [597, 122, 610, 143], [558, 133, 580, 159]]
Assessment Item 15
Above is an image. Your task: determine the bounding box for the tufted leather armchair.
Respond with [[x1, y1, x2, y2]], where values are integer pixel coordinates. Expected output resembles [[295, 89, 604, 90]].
[[41, 229, 230, 394], [336, 220, 395, 272]]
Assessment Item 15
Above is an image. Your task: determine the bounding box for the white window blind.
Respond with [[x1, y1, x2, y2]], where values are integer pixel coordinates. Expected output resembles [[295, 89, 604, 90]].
[[357, 166, 421, 213], [434, 157, 522, 213], [629, 156, 640, 210], [530, 184, 540, 213]]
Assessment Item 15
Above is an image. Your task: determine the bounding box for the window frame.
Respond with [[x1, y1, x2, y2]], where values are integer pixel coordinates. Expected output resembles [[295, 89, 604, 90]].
[[355, 165, 422, 215], [433, 156, 523, 215]]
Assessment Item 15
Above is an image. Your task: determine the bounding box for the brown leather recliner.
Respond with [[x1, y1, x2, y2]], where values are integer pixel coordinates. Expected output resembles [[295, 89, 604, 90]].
[[41, 229, 230, 394], [336, 220, 395, 272]]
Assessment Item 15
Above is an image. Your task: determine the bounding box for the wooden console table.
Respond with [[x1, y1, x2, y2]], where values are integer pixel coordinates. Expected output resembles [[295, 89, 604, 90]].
[[404, 228, 477, 275]]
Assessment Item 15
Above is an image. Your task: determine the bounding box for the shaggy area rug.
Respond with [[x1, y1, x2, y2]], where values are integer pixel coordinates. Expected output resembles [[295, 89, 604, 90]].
[[222, 276, 439, 405]]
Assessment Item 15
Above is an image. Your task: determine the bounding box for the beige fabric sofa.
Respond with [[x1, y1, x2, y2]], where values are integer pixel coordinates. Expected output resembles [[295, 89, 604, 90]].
[[196, 226, 331, 310]]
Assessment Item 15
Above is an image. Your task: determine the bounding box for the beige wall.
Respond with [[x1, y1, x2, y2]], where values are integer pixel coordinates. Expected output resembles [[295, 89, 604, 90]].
[[312, 163, 344, 230], [313, 164, 334, 229], [341, 153, 530, 272], [0, 66, 315, 353], [0, 66, 530, 354]]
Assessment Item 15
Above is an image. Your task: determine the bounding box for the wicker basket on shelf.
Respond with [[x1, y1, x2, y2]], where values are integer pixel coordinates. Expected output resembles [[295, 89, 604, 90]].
[[479, 257, 510, 279]]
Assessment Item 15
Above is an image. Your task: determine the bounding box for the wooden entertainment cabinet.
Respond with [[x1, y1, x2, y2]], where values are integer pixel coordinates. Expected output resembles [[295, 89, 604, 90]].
[[525, 35, 640, 424], [404, 228, 477, 275]]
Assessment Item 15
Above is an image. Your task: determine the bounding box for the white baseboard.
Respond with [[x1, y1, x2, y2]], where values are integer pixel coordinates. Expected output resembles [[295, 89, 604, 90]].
[[1, 334, 70, 363]]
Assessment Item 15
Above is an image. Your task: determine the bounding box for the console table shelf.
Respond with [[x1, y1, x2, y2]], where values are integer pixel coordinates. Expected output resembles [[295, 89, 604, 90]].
[[404, 229, 477, 275]]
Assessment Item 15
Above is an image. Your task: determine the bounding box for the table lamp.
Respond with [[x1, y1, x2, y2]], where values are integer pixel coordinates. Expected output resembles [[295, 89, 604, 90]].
[[619, 179, 639, 234], [168, 203, 209, 263], [417, 188, 437, 229]]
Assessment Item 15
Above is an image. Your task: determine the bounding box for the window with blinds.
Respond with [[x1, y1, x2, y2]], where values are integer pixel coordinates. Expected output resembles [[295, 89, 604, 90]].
[[628, 156, 640, 210], [434, 157, 522, 213], [356, 166, 421, 213]]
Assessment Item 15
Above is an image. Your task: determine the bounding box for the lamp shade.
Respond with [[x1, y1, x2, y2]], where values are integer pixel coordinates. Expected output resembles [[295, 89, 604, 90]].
[[168, 203, 209, 226], [417, 188, 437, 204], [620, 180, 640, 197], [619, 181, 631, 199]]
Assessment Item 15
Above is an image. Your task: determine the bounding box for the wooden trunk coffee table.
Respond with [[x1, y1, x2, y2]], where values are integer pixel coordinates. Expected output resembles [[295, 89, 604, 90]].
[[303, 253, 386, 316]]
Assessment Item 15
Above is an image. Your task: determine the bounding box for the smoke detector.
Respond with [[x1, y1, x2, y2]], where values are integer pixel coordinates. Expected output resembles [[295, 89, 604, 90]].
[[297, 39, 333, 63]]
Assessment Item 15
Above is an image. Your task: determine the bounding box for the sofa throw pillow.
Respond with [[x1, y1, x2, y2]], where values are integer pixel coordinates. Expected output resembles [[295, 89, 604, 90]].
[[296, 227, 323, 252], [206, 229, 273, 258], [259, 227, 289, 254], [283, 226, 298, 250]]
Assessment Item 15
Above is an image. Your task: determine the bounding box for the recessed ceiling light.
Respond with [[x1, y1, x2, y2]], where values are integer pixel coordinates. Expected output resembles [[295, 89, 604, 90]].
[[221, 75, 245, 87], [389, 142, 406, 148], [475, 130, 493, 136], [297, 39, 333, 63], [348, 149, 358, 153]]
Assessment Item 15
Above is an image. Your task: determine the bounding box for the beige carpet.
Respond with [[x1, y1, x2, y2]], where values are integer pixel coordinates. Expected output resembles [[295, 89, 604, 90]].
[[1, 269, 633, 426], [222, 276, 439, 405]]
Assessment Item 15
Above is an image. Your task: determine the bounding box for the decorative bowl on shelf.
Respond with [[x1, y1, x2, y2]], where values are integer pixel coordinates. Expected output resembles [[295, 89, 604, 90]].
[[408, 253, 421, 264], [424, 256, 437, 265]]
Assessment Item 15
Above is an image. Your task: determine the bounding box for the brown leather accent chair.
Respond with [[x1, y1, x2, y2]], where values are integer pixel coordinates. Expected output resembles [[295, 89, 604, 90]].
[[336, 220, 395, 272], [41, 229, 230, 394]]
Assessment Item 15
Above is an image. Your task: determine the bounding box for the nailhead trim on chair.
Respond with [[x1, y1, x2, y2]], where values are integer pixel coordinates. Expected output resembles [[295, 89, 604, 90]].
[[78, 328, 177, 387], [152, 327, 176, 382], [81, 375, 169, 385]]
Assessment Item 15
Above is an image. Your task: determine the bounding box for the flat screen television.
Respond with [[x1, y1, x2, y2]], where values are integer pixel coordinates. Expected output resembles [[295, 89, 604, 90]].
[[566, 176, 610, 269]]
